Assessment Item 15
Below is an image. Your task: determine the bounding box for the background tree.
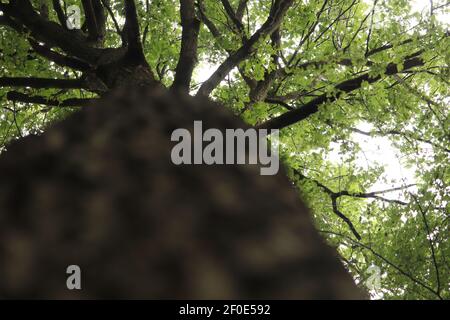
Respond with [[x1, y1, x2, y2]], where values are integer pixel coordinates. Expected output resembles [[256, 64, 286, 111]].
[[0, 0, 448, 299]]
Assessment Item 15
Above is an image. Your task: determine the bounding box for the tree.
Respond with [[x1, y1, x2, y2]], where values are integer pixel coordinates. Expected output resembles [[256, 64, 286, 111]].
[[0, 0, 448, 299]]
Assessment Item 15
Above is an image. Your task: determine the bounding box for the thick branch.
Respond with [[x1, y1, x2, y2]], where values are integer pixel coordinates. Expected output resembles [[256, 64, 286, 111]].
[[0, 77, 86, 89], [172, 0, 201, 93], [100, 0, 123, 41], [0, 13, 24, 32], [258, 54, 425, 130], [80, 0, 106, 43], [196, 0, 294, 97], [52, 0, 66, 28], [246, 27, 282, 106], [2, 0, 104, 63], [92, 0, 107, 42], [235, 0, 249, 22], [265, 97, 294, 110], [29, 40, 91, 71], [6, 91, 95, 107], [81, 0, 100, 41], [221, 0, 245, 36], [123, 0, 146, 63], [197, 0, 221, 39]]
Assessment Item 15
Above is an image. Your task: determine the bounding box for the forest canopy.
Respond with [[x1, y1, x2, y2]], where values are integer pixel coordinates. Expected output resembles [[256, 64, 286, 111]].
[[0, 0, 448, 299]]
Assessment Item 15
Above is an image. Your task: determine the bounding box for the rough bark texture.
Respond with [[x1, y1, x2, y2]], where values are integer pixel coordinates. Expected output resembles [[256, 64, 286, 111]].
[[0, 88, 366, 299]]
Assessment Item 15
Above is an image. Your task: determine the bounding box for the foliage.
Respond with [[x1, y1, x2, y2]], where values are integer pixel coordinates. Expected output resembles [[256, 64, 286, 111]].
[[0, 0, 448, 299]]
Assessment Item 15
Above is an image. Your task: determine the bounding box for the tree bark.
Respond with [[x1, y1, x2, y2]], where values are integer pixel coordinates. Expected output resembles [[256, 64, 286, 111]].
[[172, 0, 201, 93], [0, 87, 366, 299]]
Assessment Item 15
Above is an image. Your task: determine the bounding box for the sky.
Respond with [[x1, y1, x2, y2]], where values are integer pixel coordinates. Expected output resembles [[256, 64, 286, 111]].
[[328, 123, 417, 198]]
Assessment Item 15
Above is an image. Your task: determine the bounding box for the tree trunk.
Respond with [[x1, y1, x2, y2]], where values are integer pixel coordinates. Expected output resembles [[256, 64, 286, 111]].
[[0, 87, 366, 299]]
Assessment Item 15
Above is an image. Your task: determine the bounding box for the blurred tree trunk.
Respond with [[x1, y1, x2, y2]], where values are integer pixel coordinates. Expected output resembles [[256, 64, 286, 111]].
[[0, 87, 366, 299]]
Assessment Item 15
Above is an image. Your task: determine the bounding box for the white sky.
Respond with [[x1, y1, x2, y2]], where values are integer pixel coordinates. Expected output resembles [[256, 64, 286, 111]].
[[411, 0, 450, 23], [328, 123, 417, 199]]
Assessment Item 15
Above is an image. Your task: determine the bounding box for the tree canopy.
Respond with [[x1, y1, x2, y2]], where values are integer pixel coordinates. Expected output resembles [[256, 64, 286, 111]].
[[0, 0, 448, 299]]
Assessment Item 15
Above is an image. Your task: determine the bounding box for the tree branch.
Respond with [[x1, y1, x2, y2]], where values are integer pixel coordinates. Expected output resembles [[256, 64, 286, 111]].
[[265, 97, 294, 110], [331, 196, 362, 240], [319, 230, 443, 299], [294, 170, 417, 239], [235, 0, 249, 22], [257, 54, 425, 130], [92, 0, 107, 42], [81, 0, 100, 41], [276, 31, 449, 91], [334, 189, 409, 206], [0, 12, 25, 32], [6, 91, 95, 107], [29, 39, 91, 71], [196, 0, 221, 39], [52, 0, 67, 28], [294, 169, 361, 240], [350, 127, 450, 153], [196, 0, 294, 97], [100, 0, 123, 41], [410, 193, 443, 300], [2, 0, 104, 63], [0, 77, 86, 89], [172, 0, 201, 93], [123, 0, 146, 63], [221, 0, 245, 36]]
